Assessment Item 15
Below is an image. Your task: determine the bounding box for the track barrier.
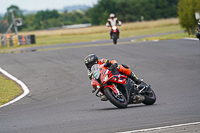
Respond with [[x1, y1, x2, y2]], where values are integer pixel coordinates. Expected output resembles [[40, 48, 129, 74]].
[[0, 35, 36, 47]]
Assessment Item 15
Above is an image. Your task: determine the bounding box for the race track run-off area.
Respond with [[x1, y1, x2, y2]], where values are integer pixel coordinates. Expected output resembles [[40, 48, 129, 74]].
[[0, 38, 200, 133]]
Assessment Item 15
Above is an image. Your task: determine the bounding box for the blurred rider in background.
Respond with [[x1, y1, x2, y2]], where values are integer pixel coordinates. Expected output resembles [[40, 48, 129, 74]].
[[106, 13, 122, 39]]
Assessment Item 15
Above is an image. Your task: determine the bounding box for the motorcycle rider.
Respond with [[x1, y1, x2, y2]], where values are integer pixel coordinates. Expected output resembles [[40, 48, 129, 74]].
[[196, 20, 200, 40], [84, 54, 142, 100], [106, 13, 122, 39]]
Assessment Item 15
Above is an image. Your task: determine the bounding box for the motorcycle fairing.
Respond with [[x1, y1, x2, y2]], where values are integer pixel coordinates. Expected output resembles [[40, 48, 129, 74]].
[[91, 79, 100, 89], [91, 63, 132, 101], [109, 75, 127, 84], [103, 84, 118, 94], [112, 26, 118, 33]]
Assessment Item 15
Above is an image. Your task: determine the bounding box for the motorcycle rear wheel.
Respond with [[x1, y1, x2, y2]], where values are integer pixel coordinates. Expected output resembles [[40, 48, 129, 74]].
[[142, 88, 156, 105], [104, 87, 127, 108]]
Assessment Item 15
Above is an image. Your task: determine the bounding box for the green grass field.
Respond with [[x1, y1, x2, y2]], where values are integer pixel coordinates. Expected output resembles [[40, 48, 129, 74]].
[[0, 18, 196, 106], [0, 74, 23, 106]]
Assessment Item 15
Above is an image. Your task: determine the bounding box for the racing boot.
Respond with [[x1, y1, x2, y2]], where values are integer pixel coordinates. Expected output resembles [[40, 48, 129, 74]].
[[128, 72, 142, 85], [100, 95, 108, 101]]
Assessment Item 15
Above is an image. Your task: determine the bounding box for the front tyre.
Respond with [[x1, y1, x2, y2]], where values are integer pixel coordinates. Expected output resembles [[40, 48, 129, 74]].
[[143, 88, 156, 105], [113, 34, 117, 44], [104, 87, 127, 108]]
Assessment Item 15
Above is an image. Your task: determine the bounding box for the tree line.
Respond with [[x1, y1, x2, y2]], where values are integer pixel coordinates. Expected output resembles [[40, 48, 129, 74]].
[[0, 0, 199, 35], [87, 0, 179, 25], [178, 0, 200, 35], [0, 5, 90, 32]]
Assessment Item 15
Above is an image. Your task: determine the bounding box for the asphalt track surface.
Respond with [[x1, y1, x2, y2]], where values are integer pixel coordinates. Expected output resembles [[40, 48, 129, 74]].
[[0, 37, 200, 133]]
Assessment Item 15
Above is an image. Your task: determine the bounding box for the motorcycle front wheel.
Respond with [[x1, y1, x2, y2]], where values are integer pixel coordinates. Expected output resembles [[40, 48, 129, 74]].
[[104, 87, 127, 108], [113, 34, 117, 44]]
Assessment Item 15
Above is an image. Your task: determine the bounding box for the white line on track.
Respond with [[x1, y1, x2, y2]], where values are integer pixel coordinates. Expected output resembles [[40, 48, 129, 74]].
[[183, 38, 199, 41], [117, 122, 200, 133], [0, 67, 29, 108]]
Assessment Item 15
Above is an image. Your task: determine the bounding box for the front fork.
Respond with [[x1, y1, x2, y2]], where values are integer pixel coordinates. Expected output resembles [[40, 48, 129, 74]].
[[94, 84, 126, 100], [93, 84, 119, 98]]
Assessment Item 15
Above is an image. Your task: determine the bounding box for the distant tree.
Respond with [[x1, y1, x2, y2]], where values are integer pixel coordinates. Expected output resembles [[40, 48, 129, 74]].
[[131, 0, 155, 21], [35, 9, 60, 21], [62, 11, 83, 25], [115, 0, 130, 22], [178, 0, 200, 35], [194, 0, 200, 12], [4, 5, 23, 24], [88, 0, 179, 25], [0, 20, 9, 33], [3, 5, 24, 31], [33, 9, 60, 29], [86, 0, 117, 25], [165, 0, 179, 18], [21, 14, 37, 31]]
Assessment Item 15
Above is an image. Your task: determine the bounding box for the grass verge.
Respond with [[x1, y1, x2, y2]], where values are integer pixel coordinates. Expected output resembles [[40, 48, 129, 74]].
[[140, 32, 196, 41], [0, 73, 23, 106]]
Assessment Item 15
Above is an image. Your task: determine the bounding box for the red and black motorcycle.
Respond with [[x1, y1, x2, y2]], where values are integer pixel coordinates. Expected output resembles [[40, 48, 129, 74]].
[[91, 64, 156, 108], [111, 26, 119, 45]]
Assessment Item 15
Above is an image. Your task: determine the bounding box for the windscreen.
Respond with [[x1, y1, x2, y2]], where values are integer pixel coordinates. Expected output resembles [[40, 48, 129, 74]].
[[91, 64, 101, 79]]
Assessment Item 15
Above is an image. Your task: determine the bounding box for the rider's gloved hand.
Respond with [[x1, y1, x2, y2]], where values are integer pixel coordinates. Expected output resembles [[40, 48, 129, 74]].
[[118, 21, 122, 26], [104, 60, 112, 67], [108, 63, 118, 70], [106, 23, 110, 27], [88, 70, 93, 80]]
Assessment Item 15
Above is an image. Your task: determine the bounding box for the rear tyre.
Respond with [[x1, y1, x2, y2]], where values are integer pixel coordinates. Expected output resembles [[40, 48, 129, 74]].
[[104, 87, 127, 108], [143, 88, 156, 105]]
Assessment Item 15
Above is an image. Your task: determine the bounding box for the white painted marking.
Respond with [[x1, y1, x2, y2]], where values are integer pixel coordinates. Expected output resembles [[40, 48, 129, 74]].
[[152, 39, 159, 42], [183, 37, 199, 40], [117, 122, 200, 133], [0, 67, 29, 108]]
